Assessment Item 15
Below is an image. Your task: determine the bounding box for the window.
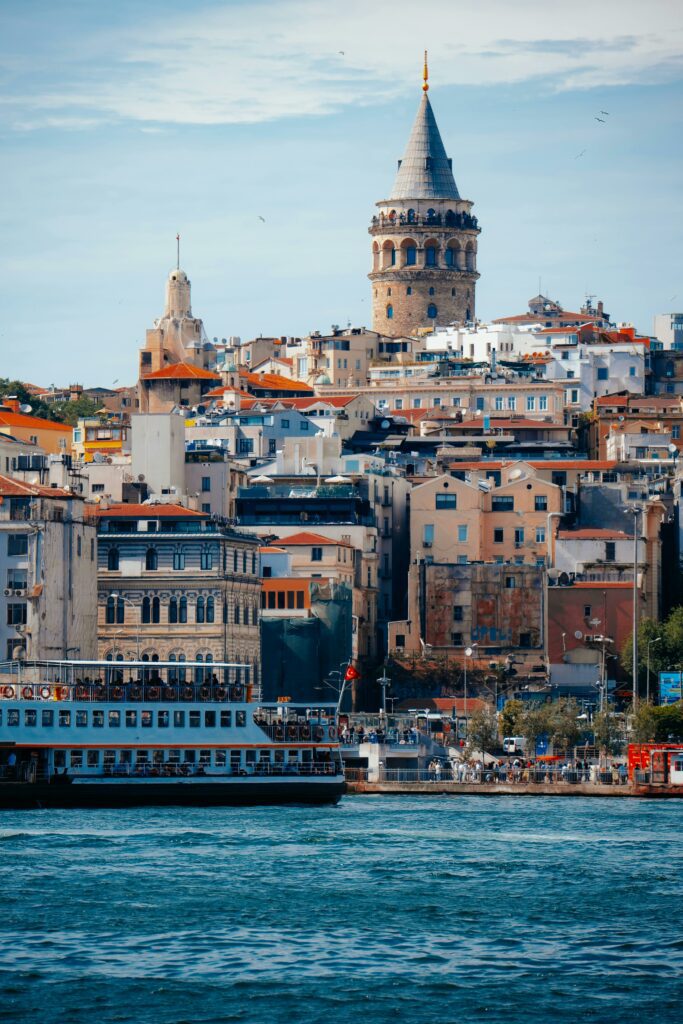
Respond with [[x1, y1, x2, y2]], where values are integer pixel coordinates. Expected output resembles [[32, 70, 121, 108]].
[[93, 710, 103, 728], [220, 710, 232, 727], [427, 304, 438, 319], [492, 496, 514, 512], [584, 605, 592, 618], [196, 596, 205, 623], [205, 711, 216, 728], [77, 536, 81, 557], [87, 751, 100, 768], [169, 597, 178, 623], [145, 548, 158, 571], [173, 710, 185, 728], [425, 246, 437, 266], [534, 495, 548, 511], [206, 597, 215, 623], [495, 396, 503, 411], [476, 397, 484, 411], [142, 596, 151, 624], [514, 528, 524, 546], [200, 551, 213, 571], [125, 710, 137, 728], [179, 596, 188, 623], [7, 710, 19, 727], [281, 419, 290, 429], [673, 425, 681, 440], [152, 597, 160, 623], [453, 605, 463, 621], [234, 603, 240, 625], [507, 396, 516, 411], [423, 524, 434, 547], [436, 493, 456, 510], [428, 287, 435, 296], [386, 305, 393, 320], [24, 709, 36, 727], [311, 547, 323, 561], [201, 476, 211, 492], [526, 396, 536, 412], [173, 552, 185, 571], [6, 603, 27, 626], [505, 576, 516, 589], [629, 366, 636, 377], [405, 246, 417, 266], [7, 534, 28, 556], [535, 527, 546, 543], [605, 542, 616, 562], [539, 396, 548, 411], [451, 633, 463, 646], [406, 287, 412, 296], [42, 709, 54, 727], [108, 547, 119, 571], [493, 528, 504, 544], [457, 525, 468, 542], [597, 367, 609, 380], [108, 709, 120, 728], [238, 438, 254, 454], [236, 710, 246, 727]]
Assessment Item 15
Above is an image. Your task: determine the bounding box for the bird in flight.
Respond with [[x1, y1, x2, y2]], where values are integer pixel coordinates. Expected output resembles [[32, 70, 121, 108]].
[[338, 50, 345, 55], [600, 110, 610, 115], [594, 117, 606, 123], [258, 216, 266, 222], [574, 149, 586, 159]]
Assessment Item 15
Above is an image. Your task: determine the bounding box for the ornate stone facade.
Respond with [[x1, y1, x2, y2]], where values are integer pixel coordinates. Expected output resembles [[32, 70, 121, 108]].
[[369, 74, 480, 337]]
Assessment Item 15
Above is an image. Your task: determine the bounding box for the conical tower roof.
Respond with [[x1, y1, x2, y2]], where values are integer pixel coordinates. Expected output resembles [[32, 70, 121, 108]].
[[389, 92, 460, 201]]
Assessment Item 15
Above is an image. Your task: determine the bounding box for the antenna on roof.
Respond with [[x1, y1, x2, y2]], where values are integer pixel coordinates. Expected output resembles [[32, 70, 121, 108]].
[[176, 233, 180, 270], [423, 50, 429, 92]]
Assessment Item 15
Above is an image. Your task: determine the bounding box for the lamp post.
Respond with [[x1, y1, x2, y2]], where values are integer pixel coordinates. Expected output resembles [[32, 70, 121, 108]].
[[377, 659, 391, 716], [646, 636, 662, 705], [110, 592, 141, 660], [463, 643, 477, 732], [625, 506, 643, 712]]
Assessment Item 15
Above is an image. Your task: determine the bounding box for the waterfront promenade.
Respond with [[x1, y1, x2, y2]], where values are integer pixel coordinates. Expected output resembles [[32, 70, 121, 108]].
[[348, 778, 634, 797]]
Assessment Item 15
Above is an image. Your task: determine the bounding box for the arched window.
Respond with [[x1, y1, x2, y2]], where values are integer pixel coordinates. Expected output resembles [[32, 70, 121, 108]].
[[169, 597, 178, 624], [206, 597, 215, 623], [407, 208, 415, 223], [206, 653, 214, 681], [252, 552, 257, 574], [178, 653, 186, 683], [168, 653, 177, 684], [141, 596, 151, 624], [465, 244, 476, 271], [427, 304, 438, 319], [116, 597, 124, 624], [234, 603, 240, 625], [386, 305, 394, 320], [106, 596, 116, 624], [179, 596, 188, 624], [405, 246, 416, 266], [145, 548, 158, 571], [222, 599, 228, 624], [429, 287, 435, 296], [108, 547, 119, 571], [243, 551, 247, 573], [195, 653, 204, 684], [152, 597, 160, 624], [451, 288, 456, 297], [406, 287, 412, 296], [466, 307, 472, 322], [196, 596, 205, 624], [425, 245, 437, 267]]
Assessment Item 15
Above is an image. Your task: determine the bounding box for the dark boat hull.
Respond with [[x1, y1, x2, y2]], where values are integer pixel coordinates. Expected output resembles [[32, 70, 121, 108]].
[[0, 777, 346, 809]]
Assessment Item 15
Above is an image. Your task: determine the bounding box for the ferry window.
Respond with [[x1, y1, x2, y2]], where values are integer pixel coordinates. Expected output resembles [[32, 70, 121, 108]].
[[87, 751, 99, 768], [184, 750, 196, 764], [245, 750, 256, 765], [230, 751, 241, 770], [204, 711, 216, 728], [215, 750, 227, 767], [108, 710, 120, 728], [125, 710, 137, 728], [54, 750, 66, 768], [189, 711, 200, 728], [70, 750, 83, 768], [93, 710, 104, 728], [24, 709, 37, 727], [173, 710, 185, 728], [119, 750, 132, 766], [158, 710, 169, 728], [42, 709, 54, 727], [76, 710, 88, 727], [136, 750, 149, 764], [199, 749, 210, 765], [59, 710, 71, 727], [153, 750, 164, 765], [274, 749, 285, 764], [168, 749, 181, 764], [103, 750, 115, 768], [236, 710, 246, 727], [220, 710, 232, 727], [141, 710, 153, 728]]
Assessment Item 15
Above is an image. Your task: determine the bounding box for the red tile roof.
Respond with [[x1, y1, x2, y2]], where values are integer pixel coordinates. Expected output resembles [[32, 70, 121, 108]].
[[269, 531, 354, 548], [239, 368, 313, 393], [96, 502, 207, 518], [0, 474, 72, 498], [142, 363, 221, 381], [285, 396, 358, 410], [0, 411, 72, 432]]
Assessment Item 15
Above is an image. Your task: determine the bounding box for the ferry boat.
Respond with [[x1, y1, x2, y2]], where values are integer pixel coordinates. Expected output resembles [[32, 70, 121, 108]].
[[0, 660, 345, 808]]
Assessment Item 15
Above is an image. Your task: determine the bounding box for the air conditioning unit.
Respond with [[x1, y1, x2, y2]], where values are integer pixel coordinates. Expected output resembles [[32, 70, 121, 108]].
[[423, 541, 432, 548], [13, 589, 26, 596], [3, 589, 11, 596]]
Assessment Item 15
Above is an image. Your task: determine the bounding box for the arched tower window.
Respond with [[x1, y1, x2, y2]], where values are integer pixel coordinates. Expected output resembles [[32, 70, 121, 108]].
[[445, 240, 461, 268], [106, 596, 115, 624], [427, 304, 438, 319], [386, 305, 394, 320], [407, 209, 416, 223], [381, 241, 395, 270], [424, 239, 438, 267], [429, 287, 435, 296], [372, 241, 380, 271], [465, 242, 476, 272], [401, 239, 417, 267]]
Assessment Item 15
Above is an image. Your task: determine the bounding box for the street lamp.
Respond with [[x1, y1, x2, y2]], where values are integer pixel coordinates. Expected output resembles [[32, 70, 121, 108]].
[[463, 643, 477, 729], [377, 659, 391, 716], [110, 592, 141, 660], [625, 506, 643, 711], [646, 636, 662, 704]]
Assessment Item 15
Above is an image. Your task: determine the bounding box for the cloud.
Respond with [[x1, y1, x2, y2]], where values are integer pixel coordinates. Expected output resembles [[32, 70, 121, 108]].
[[2, 0, 682, 129]]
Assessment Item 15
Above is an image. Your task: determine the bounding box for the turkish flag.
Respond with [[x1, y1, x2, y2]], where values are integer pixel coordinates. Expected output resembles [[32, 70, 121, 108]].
[[344, 664, 361, 681]]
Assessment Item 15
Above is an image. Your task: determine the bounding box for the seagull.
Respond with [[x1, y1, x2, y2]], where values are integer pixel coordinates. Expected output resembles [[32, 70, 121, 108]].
[[574, 149, 586, 159], [600, 110, 610, 115], [338, 50, 345, 55], [258, 215, 266, 222], [594, 117, 606, 123]]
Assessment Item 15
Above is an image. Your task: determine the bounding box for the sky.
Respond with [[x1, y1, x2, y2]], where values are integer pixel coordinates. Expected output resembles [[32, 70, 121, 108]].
[[1, 0, 682, 388]]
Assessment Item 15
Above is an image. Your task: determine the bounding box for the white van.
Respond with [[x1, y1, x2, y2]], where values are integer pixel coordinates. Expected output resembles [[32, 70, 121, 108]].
[[502, 736, 525, 754]]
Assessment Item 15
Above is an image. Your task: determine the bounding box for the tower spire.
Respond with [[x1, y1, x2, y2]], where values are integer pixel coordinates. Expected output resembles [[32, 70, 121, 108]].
[[176, 233, 180, 270], [423, 50, 429, 92]]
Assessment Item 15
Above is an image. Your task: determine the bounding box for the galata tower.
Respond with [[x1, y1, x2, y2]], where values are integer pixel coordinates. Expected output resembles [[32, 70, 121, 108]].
[[369, 55, 480, 337]]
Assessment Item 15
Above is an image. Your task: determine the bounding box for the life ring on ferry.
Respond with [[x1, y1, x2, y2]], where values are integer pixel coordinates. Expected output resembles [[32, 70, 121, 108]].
[[130, 686, 143, 701], [163, 687, 176, 701], [3, 686, 15, 699], [301, 724, 311, 740], [75, 685, 88, 700], [313, 725, 324, 741], [112, 686, 123, 700], [22, 686, 34, 700], [148, 686, 161, 701], [287, 723, 297, 739], [215, 687, 227, 701], [94, 686, 106, 700], [183, 686, 193, 700], [232, 685, 243, 701], [328, 725, 337, 740], [40, 686, 51, 700], [56, 686, 69, 701], [199, 685, 211, 701], [275, 726, 284, 741]]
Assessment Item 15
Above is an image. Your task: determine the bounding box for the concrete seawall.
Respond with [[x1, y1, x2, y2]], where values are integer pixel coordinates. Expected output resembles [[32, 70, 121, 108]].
[[346, 780, 680, 798]]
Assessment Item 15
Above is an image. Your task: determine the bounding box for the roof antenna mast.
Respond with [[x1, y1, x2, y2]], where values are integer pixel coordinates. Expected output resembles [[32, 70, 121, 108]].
[[176, 233, 180, 270], [423, 50, 429, 92]]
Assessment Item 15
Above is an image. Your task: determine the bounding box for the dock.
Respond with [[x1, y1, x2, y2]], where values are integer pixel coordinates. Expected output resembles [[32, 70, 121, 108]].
[[346, 779, 682, 798]]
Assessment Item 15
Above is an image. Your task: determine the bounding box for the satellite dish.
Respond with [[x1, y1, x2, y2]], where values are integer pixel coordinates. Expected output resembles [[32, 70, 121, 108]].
[[574, 630, 583, 640], [137, 473, 146, 482], [508, 468, 523, 481], [465, 646, 475, 657], [558, 571, 571, 587], [380, 419, 390, 429], [19, 404, 32, 414]]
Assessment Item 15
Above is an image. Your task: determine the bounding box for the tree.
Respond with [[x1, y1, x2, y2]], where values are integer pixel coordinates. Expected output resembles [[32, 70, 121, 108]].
[[520, 703, 551, 755], [631, 701, 683, 743], [0, 379, 58, 421], [621, 608, 683, 690], [51, 395, 102, 426], [499, 698, 525, 738], [592, 710, 624, 755], [546, 699, 583, 753], [466, 706, 498, 760]]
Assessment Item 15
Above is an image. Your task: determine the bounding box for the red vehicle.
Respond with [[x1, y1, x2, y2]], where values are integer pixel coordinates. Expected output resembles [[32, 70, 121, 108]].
[[628, 743, 683, 781]]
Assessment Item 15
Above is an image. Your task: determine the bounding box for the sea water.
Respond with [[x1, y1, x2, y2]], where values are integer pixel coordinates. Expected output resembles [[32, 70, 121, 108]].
[[0, 796, 681, 1024]]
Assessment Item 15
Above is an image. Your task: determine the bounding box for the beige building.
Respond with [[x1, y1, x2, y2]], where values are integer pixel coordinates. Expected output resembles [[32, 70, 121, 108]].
[[369, 66, 480, 337]]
